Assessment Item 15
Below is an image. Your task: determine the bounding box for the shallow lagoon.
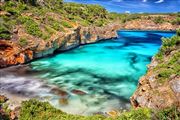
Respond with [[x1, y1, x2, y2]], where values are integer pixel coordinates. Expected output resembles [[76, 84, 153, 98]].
[[0, 31, 175, 115]]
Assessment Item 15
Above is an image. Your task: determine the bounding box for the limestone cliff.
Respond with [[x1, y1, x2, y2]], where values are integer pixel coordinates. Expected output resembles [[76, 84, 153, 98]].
[[0, 24, 120, 68], [131, 31, 180, 109]]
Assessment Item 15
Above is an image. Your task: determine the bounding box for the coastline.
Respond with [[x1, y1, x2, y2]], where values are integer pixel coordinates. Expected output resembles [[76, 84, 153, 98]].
[[0, 29, 177, 110]]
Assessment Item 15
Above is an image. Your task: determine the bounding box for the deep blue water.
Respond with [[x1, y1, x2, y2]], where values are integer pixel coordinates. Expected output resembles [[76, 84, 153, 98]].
[[0, 31, 175, 115]]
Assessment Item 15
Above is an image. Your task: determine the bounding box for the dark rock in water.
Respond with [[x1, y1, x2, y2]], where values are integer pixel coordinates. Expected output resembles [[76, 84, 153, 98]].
[[50, 88, 68, 97], [71, 89, 87, 95], [59, 98, 68, 105]]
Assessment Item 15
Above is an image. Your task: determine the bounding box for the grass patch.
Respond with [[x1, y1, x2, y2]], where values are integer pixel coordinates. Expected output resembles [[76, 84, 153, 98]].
[[153, 16, 165, 24], [19, 38, 28, 46], [18, 16, 43, 37], [19, 99, 180, 120], [154, 29, 180, 83], [47, 17, 65, 32], [60, 20, 73, 28], [0, 25, 11, 39]]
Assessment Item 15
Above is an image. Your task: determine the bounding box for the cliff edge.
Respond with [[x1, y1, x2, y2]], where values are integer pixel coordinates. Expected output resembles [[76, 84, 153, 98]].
[[131, 30, 180, 109]]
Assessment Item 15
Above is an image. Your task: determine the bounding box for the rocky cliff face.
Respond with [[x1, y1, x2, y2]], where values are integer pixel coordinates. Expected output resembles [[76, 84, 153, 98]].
[[131, 33, 180, 109], [131, 58, 180, 109], [0, 24, 120, 68], [123, 19, 178, 31]]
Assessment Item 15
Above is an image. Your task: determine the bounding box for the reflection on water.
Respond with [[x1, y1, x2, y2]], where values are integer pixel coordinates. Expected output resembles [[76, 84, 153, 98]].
[[0, 31, 175, 115]]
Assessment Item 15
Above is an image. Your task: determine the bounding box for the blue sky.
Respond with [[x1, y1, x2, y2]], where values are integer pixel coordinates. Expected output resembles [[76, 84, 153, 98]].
[[64, 0, 180, 13]]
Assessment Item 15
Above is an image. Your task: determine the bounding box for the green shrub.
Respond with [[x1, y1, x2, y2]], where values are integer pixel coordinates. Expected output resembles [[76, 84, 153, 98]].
[[171, 17, 180, 25], [0, 25, 11, 39], [155, 29, 180, 83], [19, 99, 105, 120], [158, 69, 172, 78], [19, 99, 180, 120], [61, 20, 73, 28], [156, 31, 180, 60], [44, 25, 55, 35], [153, 16, 164, 24], [176, 29, 180, 36], [19, 38, 28, 46], [154, 107, 180, 120], [117, 108, 152, 120], [41, 0, 63, 10], [18, 16, 42, 37], [26, 21, 42, 37], [2, 1, 27, 15], [47, 17, 65, 31], [94, 20, 105, 27]]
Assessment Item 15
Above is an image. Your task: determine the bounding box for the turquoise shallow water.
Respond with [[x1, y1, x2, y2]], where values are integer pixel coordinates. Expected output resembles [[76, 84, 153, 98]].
[[29, 30, 175, 114], [0, 31, 175, 115]]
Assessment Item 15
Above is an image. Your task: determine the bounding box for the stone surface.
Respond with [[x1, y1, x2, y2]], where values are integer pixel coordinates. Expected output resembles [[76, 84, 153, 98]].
[[50, 88, 68, 97], [0, 23, 121, 68], [131, 57, 180, 109]]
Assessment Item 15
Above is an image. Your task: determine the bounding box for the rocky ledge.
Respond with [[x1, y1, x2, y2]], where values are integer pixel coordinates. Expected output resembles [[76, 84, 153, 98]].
[[131, 58, 180, 109], [131, 31, 180, 110], [0, 23, 120, 68]]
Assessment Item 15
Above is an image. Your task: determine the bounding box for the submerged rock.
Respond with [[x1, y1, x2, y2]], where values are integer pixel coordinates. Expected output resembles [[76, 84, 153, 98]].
[[71, 89, 87, 95], [50, 88, 68, 97]]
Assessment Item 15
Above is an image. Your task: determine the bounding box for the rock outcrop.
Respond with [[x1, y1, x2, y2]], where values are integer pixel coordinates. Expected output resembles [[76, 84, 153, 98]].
[[123, 19, 178, 31], [0, 23, 120, 68], [131, 39, 180, 109]]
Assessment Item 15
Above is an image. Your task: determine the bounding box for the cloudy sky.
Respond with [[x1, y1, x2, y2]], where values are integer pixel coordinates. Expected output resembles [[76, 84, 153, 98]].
[[64, 0, 180, 13]]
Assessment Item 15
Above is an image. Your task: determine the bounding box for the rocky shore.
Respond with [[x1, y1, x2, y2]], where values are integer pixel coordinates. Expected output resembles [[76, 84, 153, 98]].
[[0, 15, 180, 119], [0, 23, 121, 68], [1, 14, 180, 68], [131, 57, 180, 109], [131, 30, 180, 110], [123, 19, 178, 31]]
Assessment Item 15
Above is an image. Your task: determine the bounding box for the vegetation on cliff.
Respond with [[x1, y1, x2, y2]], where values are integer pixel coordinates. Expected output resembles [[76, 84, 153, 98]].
[[13, 99, 180, 120], [0, 0, 180, 120], [0, 0, 179, 41], [155, 29, 180, 83]]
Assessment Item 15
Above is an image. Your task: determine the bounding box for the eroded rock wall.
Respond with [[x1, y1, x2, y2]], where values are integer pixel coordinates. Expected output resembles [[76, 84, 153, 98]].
[[0, 24, 120, 68], [131, 55, 180, 109]]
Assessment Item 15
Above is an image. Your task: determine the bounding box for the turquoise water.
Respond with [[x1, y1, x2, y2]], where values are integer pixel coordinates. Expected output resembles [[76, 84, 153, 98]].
[[29, 31, 174, 114], [0, 31, 175, 115]]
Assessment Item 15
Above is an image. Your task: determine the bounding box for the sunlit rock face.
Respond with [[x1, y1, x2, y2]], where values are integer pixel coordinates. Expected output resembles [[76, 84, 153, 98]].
[[0, 24, 120, 68], [0, 31, 175, 115]]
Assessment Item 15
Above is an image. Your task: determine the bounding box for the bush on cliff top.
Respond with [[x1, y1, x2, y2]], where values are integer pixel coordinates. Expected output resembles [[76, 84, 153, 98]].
[[0, 25, 11, 40], [155, 29, 180, 83], [18, 16, 43, 37], [153, 16, 165, 24]]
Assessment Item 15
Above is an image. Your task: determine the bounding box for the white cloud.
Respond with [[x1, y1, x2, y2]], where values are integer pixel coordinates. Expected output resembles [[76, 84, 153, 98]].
[[142, 0, 147, 2], [125, 11, 131, 13], [155, 0, 164, 3]]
